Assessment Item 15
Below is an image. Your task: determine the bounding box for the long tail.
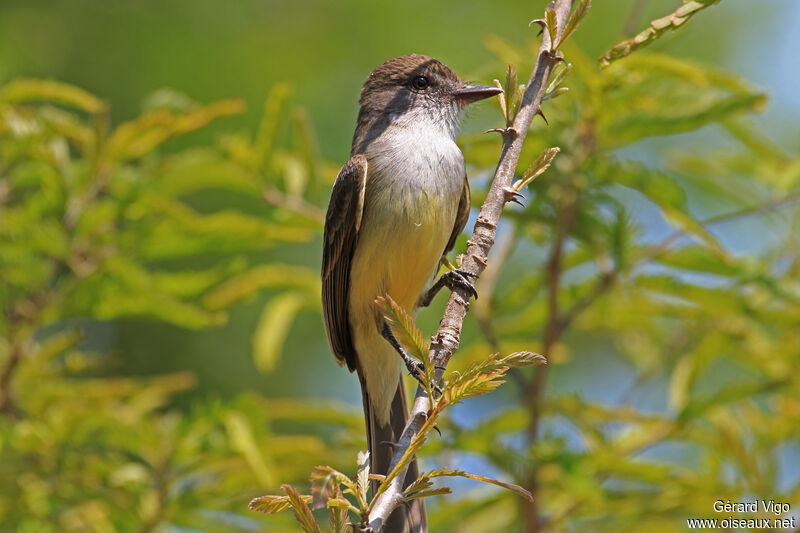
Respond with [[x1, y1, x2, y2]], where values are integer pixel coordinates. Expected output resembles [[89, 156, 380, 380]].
[[360, 376, 427, 533]]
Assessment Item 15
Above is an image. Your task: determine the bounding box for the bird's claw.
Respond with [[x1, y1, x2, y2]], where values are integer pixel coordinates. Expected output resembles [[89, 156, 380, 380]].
[[403, 356, 443, 394], [403, 355, 425, 382], [442, 269, 478, 300], [529, 18, 546, 36], [503, 186, 527, 207], [486, 127, 518, 137]]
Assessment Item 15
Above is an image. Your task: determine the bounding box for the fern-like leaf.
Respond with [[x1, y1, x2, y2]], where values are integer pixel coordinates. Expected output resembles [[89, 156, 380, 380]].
[[515, 148, 560, 191], [599, 0, 723, 66], [375, 295, 429, 360], [249, 494, 296, 514], [406, 487, 452, 500], [428, 468, 534, 503], [310, 465, 353, 509], [281, 484, 322, 533]]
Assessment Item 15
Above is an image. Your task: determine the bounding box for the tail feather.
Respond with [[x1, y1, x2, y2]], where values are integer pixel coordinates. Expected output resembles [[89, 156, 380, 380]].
[[361, 376, 427, 533]]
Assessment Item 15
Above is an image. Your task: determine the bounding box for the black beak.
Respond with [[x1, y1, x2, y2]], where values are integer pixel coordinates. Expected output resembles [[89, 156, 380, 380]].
[[450, 85, 503, 105]]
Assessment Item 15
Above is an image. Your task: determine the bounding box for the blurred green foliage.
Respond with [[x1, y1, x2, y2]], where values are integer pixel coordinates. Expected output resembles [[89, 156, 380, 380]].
[[0, 79, 363, 531], [1, 0, 799, 532]]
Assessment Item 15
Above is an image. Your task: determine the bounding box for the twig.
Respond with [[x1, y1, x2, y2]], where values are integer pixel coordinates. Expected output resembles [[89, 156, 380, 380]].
[[366, 1, 577, 530], [560, 270, 615, 331], [520, 184, 578, 533], [599, 0, 722, 66], [0, 341, 23, 416], [528, 187, 577, 439]]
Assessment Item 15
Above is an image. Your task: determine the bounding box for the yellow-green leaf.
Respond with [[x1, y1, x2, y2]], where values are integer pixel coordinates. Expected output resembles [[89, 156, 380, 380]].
[[252, 291, 306, 373], [0, 78, 106, 114], [225, 412, 277, 487], [281, 484, 322, 533]]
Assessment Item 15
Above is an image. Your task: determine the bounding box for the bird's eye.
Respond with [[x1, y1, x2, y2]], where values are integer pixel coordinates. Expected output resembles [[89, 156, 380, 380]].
[[411, 76, 430, 91]]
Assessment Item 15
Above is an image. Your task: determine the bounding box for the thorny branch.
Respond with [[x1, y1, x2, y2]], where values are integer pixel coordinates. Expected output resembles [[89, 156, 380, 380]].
[[366, 1, 577, 530]]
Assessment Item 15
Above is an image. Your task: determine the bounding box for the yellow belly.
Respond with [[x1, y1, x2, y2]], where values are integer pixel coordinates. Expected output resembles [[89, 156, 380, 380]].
[[348, 179, 459, 423]]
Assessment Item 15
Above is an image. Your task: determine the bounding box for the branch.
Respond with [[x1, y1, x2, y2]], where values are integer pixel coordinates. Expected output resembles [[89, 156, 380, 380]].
[[599, 0, 723, 66], [560, 270, 615, 331], [527, 187, 577, 440], [366, 1, 577, 529], [0, 341, 23, 416]]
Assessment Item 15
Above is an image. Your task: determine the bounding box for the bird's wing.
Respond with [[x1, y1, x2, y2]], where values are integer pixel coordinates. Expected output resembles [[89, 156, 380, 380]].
[[442, 174, 471, 258], [322, 154, 368, 371]]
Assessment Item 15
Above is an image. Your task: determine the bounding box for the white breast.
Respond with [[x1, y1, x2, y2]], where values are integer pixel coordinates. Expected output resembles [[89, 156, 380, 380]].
[[357, 121, 465, 311], [347, 119, 466, 423]]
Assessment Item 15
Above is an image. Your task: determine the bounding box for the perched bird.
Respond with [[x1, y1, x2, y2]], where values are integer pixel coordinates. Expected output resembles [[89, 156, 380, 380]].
[[322, 54, 500, 532]]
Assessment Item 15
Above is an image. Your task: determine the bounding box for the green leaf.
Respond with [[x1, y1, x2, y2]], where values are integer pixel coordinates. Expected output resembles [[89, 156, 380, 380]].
[[225, 412, 278, 487], [499, 351, 548, 367], [281, 484, 322, 533], [249, 494, 296, 514], [492, 78, 507, 122], [102, 99, 245, 163], [448, 351, 545, 385], [444, 352, 544, 404], [376, 295, 429, 361], [657, 245, 741, 277], [327, 495, 352, 533], [599, 0, 723, 66], [661, 205, 728, 259], [559, 0, 591, 48], [428, 468, 533, 503], [403, 474, 434, 498], [669, 354, 698, 414], [542, 86, 569, 102], [0, 78, 106, 114], [680, 378, 790, 422], [545, 7, 558, 51], [310, 465, 355, 510], [136, 198, 312, 259], [406, 487, 452, 500], [256, 83, 291, 170], [292, 108, 321, 199], [156, 149, 262, 198], [444, 369, 506, 405], [205, 263, 319, 310], [504, 64, 518, 126], [37, 105, 96, 147], [515, 147, 560, 191], [252, 291, 306, 373], [606, 161, 730, 260], [545, 62, 573, 95], [31, 329, 84, 364], [151, 261, 244, 299], [76, 256, 226, 328], [599, 54, 766, 147]]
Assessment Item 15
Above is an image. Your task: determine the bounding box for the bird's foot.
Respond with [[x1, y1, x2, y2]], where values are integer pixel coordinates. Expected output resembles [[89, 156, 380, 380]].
[[444, 268, 479, 299], [381, 322, 428, 388], [419, 269, 478, 307]]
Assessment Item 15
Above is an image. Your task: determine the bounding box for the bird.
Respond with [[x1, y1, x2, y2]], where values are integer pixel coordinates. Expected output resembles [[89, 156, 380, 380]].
[[321, 54, 501, 532]]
